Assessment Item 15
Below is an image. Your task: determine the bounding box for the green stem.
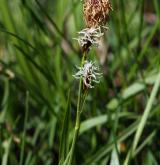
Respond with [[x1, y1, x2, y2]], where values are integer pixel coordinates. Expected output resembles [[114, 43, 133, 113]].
[[20, 91, 29, 165], [68, 54, 86, 165]]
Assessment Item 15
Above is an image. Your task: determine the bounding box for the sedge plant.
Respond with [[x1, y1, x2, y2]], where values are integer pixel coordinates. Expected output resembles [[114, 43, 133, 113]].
[[68, 0, 112, 164]]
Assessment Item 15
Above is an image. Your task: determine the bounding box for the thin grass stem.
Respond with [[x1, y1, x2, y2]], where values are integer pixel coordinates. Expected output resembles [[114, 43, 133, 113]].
[[19, 91, 29, 165], [68, 53, 86, 165]]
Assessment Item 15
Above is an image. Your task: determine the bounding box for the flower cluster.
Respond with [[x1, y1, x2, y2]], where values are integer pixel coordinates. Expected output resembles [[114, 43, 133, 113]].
[[75, 0, 112, 51], [74, 27, 104, 48], [73, 0, 112, 89], [73, 61, 102, 88]]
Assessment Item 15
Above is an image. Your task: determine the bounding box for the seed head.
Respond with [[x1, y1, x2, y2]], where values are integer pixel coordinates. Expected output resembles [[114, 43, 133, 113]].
[[83, 0, 112, 28]]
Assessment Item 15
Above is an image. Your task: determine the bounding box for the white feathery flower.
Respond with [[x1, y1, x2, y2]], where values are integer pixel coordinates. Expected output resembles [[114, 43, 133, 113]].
[[73, 61, 102, 88], [74, 27, 104, 48]]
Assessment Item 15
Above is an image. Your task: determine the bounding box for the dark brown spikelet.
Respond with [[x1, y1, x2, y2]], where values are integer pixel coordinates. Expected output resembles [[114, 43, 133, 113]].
[[83, 0, 112, 28]]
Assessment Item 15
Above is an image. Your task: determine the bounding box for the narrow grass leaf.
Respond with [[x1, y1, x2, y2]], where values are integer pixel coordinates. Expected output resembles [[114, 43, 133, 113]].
[[110, 147, 120, 165], [133, 131, 156, 157], [145, 150, 158, 165], [132, 72, 160, 155], [0, 79, 9, 123], [2, 138, 12, 165], [19, 91, 29, 165], [84, 121, 138, 165], [81, 112, 136, 135], [59, 91, 71, 165], [15, 45, 55, 85]]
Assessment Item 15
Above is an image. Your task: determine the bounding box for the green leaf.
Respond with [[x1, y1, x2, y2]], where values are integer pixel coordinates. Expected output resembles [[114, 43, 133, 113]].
[[59, 91, 71, 165], [2, 138, 12, 165], [19, 91, 29, 165], [84, 121, 138, 165], [132, 72, 160, 155]]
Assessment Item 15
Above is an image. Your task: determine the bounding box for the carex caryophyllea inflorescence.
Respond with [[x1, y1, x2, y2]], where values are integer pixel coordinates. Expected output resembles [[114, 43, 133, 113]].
[[75, 0, 112, 51], [73, 61, 102, 89], [70, 1, 112, 164], [74, 0, 112, 88], [83, 0, 112, 28]]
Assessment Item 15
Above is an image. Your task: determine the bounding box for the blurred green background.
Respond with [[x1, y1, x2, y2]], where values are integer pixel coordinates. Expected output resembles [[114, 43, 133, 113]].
[[0, 0, 160, 164]]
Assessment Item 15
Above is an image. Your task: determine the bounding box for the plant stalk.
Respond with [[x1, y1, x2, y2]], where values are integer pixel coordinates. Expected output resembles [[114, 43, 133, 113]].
[[68, 53, 86, 165]]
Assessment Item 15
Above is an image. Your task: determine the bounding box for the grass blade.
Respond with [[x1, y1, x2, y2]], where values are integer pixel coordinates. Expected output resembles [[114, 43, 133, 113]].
[[84, 121, 138, 165], [59, 91, 71, 164], [19, 91, 29, 165], [2, 138, 12, 165], [132, 71, 160, 155]]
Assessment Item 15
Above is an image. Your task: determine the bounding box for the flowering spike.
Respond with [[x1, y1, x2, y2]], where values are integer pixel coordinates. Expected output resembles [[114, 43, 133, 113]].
[[73, 61, 102, 89], [74, 27, 104, 50]]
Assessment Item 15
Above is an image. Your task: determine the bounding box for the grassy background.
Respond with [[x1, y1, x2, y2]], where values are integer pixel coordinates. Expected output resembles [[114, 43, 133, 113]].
[[0, 0, 160, 164]]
